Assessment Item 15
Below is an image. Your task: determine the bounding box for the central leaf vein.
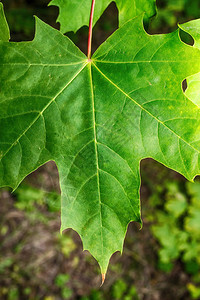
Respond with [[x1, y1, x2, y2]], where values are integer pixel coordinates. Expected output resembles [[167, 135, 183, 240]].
[[88, 63, 104, 255]]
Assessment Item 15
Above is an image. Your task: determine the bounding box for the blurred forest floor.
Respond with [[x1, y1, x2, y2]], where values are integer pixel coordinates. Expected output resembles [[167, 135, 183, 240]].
[[1, 0, 200, 299]]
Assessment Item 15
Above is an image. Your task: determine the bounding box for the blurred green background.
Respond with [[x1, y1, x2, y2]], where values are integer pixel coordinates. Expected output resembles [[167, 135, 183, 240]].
[[1, 0, 200, 299]]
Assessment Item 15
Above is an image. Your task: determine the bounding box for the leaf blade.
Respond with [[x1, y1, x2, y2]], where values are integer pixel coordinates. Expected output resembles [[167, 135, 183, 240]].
[[1, 11, 200, 275]]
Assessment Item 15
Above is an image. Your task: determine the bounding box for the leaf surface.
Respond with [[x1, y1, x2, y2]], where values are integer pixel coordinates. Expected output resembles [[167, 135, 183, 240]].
[[1, 10, 200, 274], [179, 19, 200, 108], [49, 0, 156, 33], [0, 2, 10, 41]]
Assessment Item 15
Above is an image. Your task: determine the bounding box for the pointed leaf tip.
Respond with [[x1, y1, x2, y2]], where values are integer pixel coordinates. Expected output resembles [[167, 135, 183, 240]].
[[101, 273, 106, 286]]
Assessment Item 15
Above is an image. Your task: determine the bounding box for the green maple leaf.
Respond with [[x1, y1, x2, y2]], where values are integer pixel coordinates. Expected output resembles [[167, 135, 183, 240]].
[[0, 2, 10, 41], [49, 0, 156, 33], [1, 3, 200, 276]]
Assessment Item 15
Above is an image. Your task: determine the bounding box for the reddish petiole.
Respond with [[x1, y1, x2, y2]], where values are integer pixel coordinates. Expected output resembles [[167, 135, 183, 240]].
[[87, 0, 96, 59]]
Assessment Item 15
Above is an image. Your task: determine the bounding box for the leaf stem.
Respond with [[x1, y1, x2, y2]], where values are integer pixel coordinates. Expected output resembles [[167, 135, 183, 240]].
[[87, 0, 96, 60]]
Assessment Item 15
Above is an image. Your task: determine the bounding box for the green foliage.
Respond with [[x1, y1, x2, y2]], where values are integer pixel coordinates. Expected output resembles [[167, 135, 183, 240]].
[[80, 290, 104, 300], [55, 274, 72, 299], [57, 234, 76, 257], [150, 0, 200, 31], [11, 183, 60, 224], [8, 287, 19, 300], [0, 257, 13, 274], [55, 273, 70, 285], [112, 279, 127, 299], [49, 0, 156, 33], [44, 297, 56, 300], [187, 283, 200, 300], [151, 179, 200, 298], [1, 1, 200, 275], [23, 287, 31, 296], [112, 279, 138, 300], [14, 183, 60, 213], [6, 8, 35, 36], [14, 184, 45, 211]]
